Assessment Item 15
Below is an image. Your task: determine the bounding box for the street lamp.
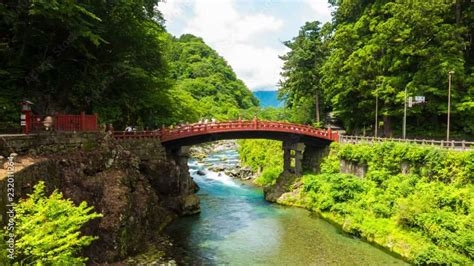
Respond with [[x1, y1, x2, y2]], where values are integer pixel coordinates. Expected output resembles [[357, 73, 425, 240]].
[[403, 87, 408, 139], [447, 71, 454, 141]]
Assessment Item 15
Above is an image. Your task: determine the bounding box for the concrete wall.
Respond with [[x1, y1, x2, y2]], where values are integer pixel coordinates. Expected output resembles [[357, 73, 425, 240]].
[[340, 159, 368, 178]]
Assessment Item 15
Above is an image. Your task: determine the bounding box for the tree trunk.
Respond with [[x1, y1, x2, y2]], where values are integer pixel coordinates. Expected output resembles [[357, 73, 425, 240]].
[[455, 0, 461, 24], [315, 91, 320, 123], [383, 115, 392, 137]]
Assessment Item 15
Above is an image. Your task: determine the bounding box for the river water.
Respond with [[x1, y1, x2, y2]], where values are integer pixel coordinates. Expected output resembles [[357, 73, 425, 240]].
[[163, 148, 407, 265]]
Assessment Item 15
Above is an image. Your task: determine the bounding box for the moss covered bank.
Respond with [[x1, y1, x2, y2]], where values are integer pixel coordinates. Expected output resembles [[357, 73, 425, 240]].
[[241, 140, 474, 264]]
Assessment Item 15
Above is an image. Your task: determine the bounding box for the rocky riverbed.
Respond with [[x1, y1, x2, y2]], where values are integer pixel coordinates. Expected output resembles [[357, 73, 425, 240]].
[[190, 140, 257, 181]]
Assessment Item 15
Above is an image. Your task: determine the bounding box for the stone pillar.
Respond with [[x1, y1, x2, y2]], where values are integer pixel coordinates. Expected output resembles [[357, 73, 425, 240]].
[[294, 146, 304, 175], [282, 142, 305, 176], [302, 145, 330, 174], [283, 144, 291, 174]]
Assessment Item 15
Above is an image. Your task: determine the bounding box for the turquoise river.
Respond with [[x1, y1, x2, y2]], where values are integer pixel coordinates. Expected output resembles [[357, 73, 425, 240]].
[[162, 147, 407, 265]]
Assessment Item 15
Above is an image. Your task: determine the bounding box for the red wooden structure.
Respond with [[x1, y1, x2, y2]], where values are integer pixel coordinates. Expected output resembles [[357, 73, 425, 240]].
[[113, 120, 339, 143], [29, 112, 98, 133]]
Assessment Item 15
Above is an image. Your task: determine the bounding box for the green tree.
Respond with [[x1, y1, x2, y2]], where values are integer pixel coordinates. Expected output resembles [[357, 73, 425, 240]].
[[167, 34, 259, 121], [11, 181, 102, 264], [0, 0, 173, 129], [322, 0, 473, 137], [279, 21, 329, 125]]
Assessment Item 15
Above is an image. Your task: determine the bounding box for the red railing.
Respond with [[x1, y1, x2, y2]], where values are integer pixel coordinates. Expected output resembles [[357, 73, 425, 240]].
[[30, 112, 98, 132], [113, 120, 339, 142]]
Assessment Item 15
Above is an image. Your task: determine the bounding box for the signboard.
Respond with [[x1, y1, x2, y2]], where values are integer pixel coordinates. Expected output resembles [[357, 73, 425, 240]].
[[20, 114, 26, 120], [20, 121, 26, 126], [408, 95, 425, 108], [415, 96, 425, 103]]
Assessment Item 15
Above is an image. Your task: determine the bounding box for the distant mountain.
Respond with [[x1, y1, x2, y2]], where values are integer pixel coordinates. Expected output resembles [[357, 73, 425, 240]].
[[253, 91, 284, 108]]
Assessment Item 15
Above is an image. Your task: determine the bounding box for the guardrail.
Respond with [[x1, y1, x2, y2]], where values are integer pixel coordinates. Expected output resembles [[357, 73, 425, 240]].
[[339, 135, 474, 150]]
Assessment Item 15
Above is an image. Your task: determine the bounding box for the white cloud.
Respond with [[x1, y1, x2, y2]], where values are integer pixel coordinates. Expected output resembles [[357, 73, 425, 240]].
[[159, 0, 331, 91], [159, 0, 286, 90], [304, 0, 333, 23], [158, 0, 194, 21]]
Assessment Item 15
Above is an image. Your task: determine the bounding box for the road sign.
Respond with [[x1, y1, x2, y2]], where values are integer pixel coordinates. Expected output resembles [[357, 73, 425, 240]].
[[415, 96, 425, 103]]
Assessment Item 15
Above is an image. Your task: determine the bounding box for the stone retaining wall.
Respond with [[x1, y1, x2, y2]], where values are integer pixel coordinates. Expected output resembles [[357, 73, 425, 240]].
[[0, 132, 100, 156]]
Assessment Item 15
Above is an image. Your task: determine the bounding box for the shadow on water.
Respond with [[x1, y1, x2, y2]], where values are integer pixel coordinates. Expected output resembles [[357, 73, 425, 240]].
[[162, 148, 408, 265]]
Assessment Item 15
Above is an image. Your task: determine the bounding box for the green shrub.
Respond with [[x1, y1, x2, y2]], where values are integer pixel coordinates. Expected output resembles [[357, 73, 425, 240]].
[[12, 181, 103, 265], [238, 139, 283, 185], [320, 143, 340, 174], [0, 231, 9, 265], [303, 143, 474, 263], [254, 166, 281, 186]]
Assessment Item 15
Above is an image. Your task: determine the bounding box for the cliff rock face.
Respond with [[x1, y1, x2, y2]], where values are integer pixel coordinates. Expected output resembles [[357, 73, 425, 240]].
[[0, 134, 199, 263]]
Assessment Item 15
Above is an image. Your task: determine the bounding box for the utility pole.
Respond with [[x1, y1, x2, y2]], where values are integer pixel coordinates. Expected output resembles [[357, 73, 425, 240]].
[[447, 71, 454, 141], [403, 87, 407, 139], [375, 84, 380, 137]]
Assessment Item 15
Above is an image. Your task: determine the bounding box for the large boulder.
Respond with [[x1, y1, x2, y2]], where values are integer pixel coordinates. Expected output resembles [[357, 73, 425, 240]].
[[263, 171, 299, 202]]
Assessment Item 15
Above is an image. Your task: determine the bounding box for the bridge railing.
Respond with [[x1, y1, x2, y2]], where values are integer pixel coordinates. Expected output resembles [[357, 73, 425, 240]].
[[340, 135, 474, 150], [159, 120, 339, 142], [112, 120, 339, 142]]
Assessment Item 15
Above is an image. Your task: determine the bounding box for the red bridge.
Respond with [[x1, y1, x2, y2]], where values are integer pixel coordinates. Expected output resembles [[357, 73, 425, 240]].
[[114, 120, 338, 148], [114, 120, 337, 175]]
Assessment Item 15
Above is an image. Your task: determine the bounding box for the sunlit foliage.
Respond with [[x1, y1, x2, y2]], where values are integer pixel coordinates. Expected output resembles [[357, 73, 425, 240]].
[[10, 181, 102, 264]]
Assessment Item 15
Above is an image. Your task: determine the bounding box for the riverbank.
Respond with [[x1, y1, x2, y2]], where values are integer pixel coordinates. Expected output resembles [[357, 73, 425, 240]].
[[241, 140, 474, 264]]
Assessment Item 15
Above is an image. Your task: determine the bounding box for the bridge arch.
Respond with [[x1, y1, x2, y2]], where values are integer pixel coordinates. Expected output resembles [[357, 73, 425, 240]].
[[114, 120, 337, 175], [159, 120, 338, 147]]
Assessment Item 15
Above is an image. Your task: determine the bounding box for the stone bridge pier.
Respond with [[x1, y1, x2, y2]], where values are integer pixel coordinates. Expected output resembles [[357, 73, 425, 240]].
[[265, 142, 329, 202], [282, 141, 329, 176], [282, 141, 305, 175]]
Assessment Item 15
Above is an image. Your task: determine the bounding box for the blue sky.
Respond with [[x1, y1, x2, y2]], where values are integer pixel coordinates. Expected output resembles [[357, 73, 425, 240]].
[[158, 0, 333, 91]]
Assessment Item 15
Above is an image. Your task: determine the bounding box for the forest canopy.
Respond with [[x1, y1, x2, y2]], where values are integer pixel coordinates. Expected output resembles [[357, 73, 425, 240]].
[[0, 0, 257, 131], [279, 0, 474, 138]]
